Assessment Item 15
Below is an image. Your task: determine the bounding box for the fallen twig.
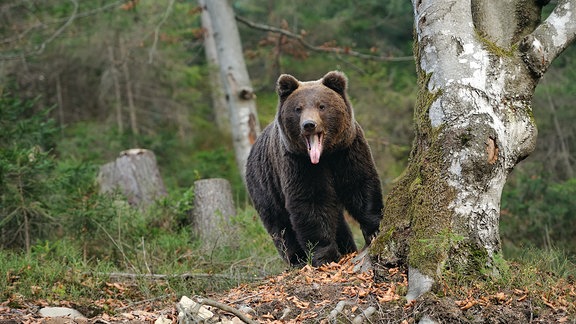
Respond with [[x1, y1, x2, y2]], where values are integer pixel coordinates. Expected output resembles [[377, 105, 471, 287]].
[[116, 293, 175, 311], [88, 271, 263, 282], [195, 297, 258, 324]]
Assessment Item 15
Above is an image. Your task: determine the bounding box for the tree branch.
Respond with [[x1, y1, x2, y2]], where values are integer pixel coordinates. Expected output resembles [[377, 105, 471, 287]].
[[0, 0, 123, 61], [519, 0, 576, 77], [235, 15, 413, 62], [35, 0, 79, 55], [89, 271, 264, 281], [148, 0, 175, 64]]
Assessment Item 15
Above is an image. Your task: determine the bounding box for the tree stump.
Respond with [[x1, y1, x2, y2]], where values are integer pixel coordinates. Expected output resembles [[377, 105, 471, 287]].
[[191, 178, 235, 245], [98, 148, 167, 208]]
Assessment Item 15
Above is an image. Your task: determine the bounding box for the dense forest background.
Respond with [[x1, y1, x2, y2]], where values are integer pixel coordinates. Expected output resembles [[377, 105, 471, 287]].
[[1, 0, 575, 270]]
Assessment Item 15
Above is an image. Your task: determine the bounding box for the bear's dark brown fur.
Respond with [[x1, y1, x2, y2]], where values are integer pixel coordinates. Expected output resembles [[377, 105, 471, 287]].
[[246, 71, 383, 266]]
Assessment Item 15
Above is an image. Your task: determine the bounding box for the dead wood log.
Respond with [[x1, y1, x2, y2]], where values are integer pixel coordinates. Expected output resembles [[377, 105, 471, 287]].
[[98, 148, 167, 208], [191, 178, 235, 244]]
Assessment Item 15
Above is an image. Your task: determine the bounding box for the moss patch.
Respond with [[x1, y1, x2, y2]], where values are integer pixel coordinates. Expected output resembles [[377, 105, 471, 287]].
[[406, 133, 458, 278], [475, 29, 516, 57], [372, 37, 458, 279]]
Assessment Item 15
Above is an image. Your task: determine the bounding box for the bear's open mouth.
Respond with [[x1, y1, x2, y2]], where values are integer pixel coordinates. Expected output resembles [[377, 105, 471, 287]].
[[305, 132, 323, 164]]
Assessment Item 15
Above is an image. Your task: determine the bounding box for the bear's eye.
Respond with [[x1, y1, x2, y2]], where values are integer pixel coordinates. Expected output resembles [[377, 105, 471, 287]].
[[295, 106, 302, 113], [319, 104, 326, 110]]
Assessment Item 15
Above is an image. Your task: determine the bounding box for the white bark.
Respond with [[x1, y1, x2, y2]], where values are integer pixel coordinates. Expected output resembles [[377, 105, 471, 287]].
[[205, 0, 261, 183], [198, 0, 230, 133], [415, 0, 536, 266], [397, 0, 576, 301], [520, 0, 576, 76]]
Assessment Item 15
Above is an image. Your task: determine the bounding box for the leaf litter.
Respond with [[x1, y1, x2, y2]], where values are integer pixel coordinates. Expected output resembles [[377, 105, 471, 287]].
[[1, 253, 575, 323]]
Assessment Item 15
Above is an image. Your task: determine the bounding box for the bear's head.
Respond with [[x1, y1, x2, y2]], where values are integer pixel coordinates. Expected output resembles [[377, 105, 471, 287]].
[[275, 71, 356, 164]]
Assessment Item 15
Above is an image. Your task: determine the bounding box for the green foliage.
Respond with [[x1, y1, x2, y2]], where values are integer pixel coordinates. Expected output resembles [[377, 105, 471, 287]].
[[501, 174, 576, 257], [0, 92, 60, 253], [1, 0, 575, 310], [0, 240, 117, 303], [417, 229, 465, 256], [0, 93, 58, 149], [0, 90, 279, 298], [512, 247, 576, 281], [439, 247, 576, 317], [1, 202, 281, 303]]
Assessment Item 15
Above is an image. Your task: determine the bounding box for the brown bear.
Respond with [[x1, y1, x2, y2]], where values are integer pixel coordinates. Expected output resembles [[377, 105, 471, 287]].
[[246, 71, 383, 267]]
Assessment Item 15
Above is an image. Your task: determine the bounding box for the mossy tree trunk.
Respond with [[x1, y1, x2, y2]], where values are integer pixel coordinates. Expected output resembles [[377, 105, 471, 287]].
[[371, 0, 576, 300]]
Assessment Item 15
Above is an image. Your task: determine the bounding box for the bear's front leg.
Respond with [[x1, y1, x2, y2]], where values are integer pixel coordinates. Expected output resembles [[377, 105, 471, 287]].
[[342, 175, 383, 246], [333, 134, 384, 246], [286, 198, 342, 266]]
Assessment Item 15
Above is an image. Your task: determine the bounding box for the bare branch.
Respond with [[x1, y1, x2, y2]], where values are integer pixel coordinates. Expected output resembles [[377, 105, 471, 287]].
[[519, 0, 576, 77], [89, 271, 264, 281], [148, 0, 175, 64], [67, 0, 123, 20], [35, 0, 79, 55], [235, 15, 413, 62], [0, 0, 123, 61]]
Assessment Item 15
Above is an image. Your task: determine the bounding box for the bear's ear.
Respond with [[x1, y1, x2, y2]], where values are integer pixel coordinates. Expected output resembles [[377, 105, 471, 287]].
[[277, 74, 300, 100], [321, 71, 348, 97]]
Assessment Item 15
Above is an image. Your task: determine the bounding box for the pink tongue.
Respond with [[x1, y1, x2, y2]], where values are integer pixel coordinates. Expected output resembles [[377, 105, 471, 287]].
[[308, 134, 322, 164]]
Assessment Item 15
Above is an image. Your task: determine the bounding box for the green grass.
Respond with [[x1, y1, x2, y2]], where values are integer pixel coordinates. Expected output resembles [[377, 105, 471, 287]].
[[438, 246, 576, 316], [0, 204, 284, 309]]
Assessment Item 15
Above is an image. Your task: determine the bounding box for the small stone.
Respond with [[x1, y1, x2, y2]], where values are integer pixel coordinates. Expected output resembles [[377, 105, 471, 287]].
[[38, 307, 86, 319], [177, 296, 214, 323], [231, 317, 245, 324], [154, 315, 172, 324]]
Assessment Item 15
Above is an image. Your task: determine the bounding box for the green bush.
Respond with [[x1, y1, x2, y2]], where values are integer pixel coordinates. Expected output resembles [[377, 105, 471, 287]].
[[0, 92, 60, 252], [501, 173, 576, 258]]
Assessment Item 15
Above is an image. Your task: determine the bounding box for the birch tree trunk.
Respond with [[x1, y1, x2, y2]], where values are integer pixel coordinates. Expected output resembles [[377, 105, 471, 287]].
[[205, 0, 261, 183], [199, 0, 230, 134], [371, 0, 576, 301]]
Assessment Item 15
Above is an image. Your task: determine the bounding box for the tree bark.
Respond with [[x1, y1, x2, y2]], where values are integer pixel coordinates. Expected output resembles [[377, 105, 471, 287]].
[[204, 0, 261, 183], [108, 44, 124, 133], [199, 0, 230, 134], [98, 149, 167, 208], [120, 39, 138, 136], [191, 178, 235, 245], [371, 0, 576, 301]]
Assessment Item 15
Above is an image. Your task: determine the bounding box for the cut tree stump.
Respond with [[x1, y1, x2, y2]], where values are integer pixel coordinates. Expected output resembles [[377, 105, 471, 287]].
[[191, 178, 235, 245], [98, 148, 167, 208]]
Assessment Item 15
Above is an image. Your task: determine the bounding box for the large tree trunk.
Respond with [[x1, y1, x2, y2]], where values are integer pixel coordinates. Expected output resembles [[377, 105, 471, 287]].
[[98, 149, 167, 208], [372, 0, 576, 301], [204, 0, 261, 183]]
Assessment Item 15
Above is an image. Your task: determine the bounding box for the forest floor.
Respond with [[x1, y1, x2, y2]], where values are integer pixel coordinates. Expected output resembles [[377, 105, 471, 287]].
[[1, 253, 574, 323]]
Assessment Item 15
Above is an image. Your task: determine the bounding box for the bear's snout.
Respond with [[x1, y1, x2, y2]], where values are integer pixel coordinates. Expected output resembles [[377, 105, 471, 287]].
[[301, 120, 317, 133]]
